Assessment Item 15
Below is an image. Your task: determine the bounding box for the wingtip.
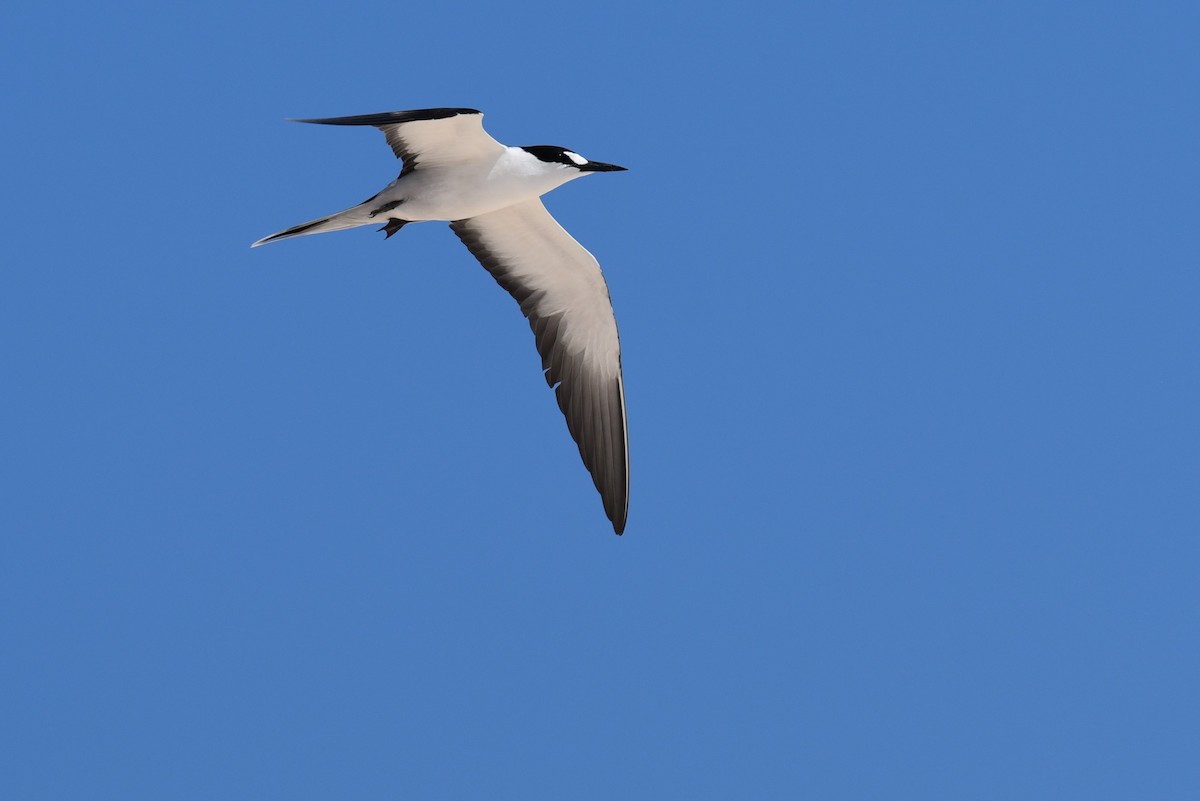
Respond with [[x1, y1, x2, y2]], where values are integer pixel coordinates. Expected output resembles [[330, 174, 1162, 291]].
[[610, 500, 628, 535]]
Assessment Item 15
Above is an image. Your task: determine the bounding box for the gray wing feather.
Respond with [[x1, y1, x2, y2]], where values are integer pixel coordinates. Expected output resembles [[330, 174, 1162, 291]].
[[450, 201, 629, 534], [292, 108, 502, 175]]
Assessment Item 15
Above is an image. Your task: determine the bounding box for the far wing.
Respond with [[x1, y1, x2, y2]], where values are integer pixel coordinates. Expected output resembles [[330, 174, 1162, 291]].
[[293, 107, 505, 174], [450, 200, 629, 534]]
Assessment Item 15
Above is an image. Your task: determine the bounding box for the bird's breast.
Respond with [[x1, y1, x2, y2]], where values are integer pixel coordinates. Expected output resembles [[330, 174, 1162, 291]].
[[394, 153, 576, 221]]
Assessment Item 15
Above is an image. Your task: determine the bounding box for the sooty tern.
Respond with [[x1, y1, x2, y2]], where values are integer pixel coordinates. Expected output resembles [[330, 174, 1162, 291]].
[[253, 108, 629, 534]]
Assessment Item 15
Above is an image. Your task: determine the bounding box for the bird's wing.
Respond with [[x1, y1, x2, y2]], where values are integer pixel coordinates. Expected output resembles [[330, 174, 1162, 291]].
[[450, 200, 629, 534], [293, 108, 505, 174]]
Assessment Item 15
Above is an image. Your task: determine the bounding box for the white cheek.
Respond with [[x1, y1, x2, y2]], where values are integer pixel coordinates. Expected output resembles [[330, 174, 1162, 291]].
[[564, 151, 588, 166]]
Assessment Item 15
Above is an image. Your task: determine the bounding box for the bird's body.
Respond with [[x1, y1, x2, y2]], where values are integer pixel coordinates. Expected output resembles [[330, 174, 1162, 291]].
[[372, 148, 588, 220], [253, 108, 630, 534]]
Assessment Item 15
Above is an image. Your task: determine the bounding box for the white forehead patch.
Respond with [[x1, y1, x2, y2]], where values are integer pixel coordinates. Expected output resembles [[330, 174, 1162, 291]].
[[564, 151, 588, 166]]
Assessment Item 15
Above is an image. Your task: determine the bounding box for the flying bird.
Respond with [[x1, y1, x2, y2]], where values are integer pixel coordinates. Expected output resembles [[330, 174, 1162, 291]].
[[253, 108, 629, 534]]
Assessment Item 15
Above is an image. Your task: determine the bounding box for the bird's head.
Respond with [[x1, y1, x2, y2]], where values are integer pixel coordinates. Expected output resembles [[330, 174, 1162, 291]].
[[520, 145, 627, 174]]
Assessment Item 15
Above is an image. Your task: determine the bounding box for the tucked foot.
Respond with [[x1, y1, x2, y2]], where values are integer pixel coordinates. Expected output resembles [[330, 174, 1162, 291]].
[[379, 219, 409, 238], [369, 200, 405, 218]]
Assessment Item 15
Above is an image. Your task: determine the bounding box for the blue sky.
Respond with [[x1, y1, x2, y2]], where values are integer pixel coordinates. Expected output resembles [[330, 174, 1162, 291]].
[[2, 2, 1197, 799]]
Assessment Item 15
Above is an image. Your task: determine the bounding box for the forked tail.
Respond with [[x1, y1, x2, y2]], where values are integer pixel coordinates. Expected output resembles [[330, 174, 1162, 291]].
[[251, 205, 377, 247]]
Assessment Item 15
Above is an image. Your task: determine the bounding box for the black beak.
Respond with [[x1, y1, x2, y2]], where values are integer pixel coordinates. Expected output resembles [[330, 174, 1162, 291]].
[[581, 160, 627, 172]]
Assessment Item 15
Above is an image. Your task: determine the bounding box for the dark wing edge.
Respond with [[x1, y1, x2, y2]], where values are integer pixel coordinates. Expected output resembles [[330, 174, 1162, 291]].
[[290, 108, 481, 127], [449, 219, 630, 535]]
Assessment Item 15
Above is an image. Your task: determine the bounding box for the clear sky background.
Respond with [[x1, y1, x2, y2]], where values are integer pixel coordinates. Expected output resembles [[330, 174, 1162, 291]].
[[2, 2, 1197, 799]]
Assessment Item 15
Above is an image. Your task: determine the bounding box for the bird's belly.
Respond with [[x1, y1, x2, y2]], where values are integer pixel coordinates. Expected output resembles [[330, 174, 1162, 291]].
[[395, 165, 563, 221]]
